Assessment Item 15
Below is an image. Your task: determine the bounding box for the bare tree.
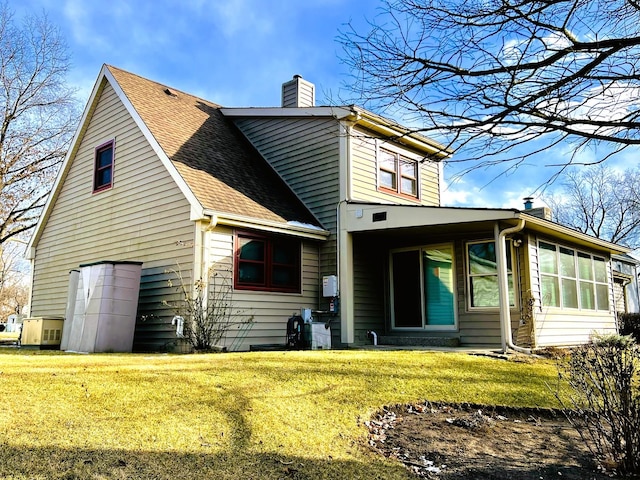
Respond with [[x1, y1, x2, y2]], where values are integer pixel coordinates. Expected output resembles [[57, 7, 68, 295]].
[[0, 3, 78, 247], [544, 164, 640, 248], [0, 243, 29, 318], [340, 0, 640, 178]]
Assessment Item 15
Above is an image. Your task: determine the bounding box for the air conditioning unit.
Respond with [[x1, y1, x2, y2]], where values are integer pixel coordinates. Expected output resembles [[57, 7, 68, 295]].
[[20, 317, 65, 349]]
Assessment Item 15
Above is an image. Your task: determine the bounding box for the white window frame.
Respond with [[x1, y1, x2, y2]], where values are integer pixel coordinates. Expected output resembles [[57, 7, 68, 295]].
[[537, 240, 611, 312], [466, 239, 518, 311]]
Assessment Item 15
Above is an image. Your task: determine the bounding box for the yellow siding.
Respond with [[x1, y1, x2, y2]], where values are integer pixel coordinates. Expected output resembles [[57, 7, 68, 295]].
[[232, 116, 340, 334], [30, 81, 196, 350], [352, 234, 386, 345], [205, 226, 321, 351], [232, 116, 340, 230], [350, 126, 440, 206]]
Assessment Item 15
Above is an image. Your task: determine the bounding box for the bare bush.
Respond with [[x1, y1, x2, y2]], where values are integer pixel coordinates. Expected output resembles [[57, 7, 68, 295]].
[[164, 265, 253, 352], [557, 334, 640, 475]]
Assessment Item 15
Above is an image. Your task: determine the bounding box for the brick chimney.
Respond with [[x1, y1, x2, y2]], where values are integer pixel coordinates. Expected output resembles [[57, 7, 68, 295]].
[[281, 75, 315, 108], [522, 197, 552, 221]]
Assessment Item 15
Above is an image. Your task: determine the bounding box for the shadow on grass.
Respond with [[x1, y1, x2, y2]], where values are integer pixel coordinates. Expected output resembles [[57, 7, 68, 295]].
[[0, 444, 411, 480], [0, 442, 609, 480]]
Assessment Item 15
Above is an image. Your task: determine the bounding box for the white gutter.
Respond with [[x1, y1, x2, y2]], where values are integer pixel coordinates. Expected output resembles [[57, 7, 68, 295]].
[[494, 220, 531, 354], [202, 210, 329, 240]]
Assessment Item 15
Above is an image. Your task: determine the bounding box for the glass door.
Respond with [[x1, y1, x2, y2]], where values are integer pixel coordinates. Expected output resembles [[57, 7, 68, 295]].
[[423, 246, 455, 328], [390, 250, 423, 328], [390, 245, 456, 330]]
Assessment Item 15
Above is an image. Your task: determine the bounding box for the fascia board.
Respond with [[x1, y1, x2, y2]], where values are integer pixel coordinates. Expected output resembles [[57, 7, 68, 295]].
[[521, 213, 629, 254], [343, 203, 629, 254], [344, 204, 519, 232], [222, 105, 450, 159], [353, 108, 451, 159]]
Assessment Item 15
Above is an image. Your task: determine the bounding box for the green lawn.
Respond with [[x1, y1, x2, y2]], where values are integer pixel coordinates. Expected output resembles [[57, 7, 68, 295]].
[[0, 349, 559, 479]]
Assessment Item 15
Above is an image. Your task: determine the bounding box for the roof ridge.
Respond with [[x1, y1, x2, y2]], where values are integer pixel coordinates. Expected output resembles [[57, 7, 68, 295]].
[[105, 64, 223, 109]]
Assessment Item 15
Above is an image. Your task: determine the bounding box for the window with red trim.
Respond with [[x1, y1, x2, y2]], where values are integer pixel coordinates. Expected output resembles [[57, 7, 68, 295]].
[[235, 233, 301, 292], [378, 148, 418, 198], [94, 141, 114, 192]]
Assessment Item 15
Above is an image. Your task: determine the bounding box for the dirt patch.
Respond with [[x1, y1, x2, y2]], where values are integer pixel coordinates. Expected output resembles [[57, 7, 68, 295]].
[[367, 402, 615, 479]]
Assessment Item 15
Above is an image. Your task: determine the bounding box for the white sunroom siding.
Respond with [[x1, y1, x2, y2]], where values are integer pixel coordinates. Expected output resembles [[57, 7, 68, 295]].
[[30, 80, 196, 349], [534, 314, 617, 347], [205, 226, 320, 351], [527, 235, 617, 347]]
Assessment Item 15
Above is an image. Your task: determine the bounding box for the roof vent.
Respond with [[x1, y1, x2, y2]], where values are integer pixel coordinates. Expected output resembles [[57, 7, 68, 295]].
[[523, 197, 534, 210], [281, 75, 315, 108], [164, 88, 177, 97]]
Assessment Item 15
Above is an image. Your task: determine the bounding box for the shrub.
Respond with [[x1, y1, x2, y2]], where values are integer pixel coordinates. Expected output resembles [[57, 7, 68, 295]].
[[618, 312, 640, 341], [164, 265, 253, 352], [557, 333, 640, 475]]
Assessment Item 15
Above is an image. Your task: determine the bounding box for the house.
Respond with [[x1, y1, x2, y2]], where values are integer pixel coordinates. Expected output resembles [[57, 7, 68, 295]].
[[611, 253, 640, 314], [27, 65, 630, 352]]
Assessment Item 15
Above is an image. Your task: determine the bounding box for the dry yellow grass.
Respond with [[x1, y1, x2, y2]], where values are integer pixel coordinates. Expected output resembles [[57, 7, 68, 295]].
[[0, 331, 19, 341], [0, 349, 559, 479]]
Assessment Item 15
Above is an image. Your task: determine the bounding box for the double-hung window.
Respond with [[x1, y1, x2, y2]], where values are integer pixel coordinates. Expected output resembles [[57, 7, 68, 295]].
[[94, 141, 114, 192], [234, 233, 301, 293], [467, 240, 516, 308], [539, 241, 609, 311], [378, 148, 418, 198]]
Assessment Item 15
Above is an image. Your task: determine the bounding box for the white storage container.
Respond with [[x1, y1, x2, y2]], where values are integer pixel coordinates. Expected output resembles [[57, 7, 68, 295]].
[[311, 322, 331, 350], [64, 261, 142, 353]]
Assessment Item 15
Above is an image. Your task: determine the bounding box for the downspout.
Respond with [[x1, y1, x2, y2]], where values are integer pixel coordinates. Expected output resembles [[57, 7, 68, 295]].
[[494, 219, 530, 354]]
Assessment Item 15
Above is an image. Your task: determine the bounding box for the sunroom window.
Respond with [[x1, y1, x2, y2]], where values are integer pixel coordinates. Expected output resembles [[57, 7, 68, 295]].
[[467, 240, 516, 308], [539, 241, 609, 311]]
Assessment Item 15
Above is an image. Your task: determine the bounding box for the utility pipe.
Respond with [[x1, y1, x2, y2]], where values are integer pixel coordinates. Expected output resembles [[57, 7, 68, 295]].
[[494, 220, 531, 354], [367, 330, 378, 346]]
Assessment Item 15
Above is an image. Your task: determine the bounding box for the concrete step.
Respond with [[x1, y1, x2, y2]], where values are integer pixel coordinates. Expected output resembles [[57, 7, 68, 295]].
[[377, 336, 460, 348]]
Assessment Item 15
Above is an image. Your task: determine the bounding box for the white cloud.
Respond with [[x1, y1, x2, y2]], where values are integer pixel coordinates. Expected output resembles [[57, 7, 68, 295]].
[[441, 186, 471, 207], [205, 0, 277, 38]]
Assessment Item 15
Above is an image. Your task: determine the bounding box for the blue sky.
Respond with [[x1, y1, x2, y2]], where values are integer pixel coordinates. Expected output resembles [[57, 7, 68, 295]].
[[13, 0, 637, 210]]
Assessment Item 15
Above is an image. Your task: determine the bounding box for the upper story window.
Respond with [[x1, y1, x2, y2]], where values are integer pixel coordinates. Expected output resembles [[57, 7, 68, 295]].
[[94, 140, 114, 193], [538, 241, 609, 311], [234, 232, 301, 293], [467, 240, 516, 309], [378, 148, 419, 199]]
